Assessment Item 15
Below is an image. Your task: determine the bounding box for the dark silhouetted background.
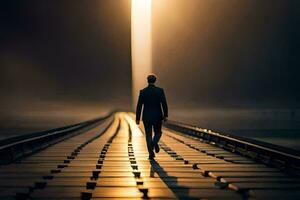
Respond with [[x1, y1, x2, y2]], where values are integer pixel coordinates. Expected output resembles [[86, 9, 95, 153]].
[[0, 0, 299, 149], [152, 0, 300, 109], [151, 0, 300, 149], [0, 0, 132, 135]]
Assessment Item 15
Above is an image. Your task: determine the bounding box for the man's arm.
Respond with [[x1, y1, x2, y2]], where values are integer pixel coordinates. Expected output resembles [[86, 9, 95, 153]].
[[161, 89, 168, 120], [136, 91, 143, 124]]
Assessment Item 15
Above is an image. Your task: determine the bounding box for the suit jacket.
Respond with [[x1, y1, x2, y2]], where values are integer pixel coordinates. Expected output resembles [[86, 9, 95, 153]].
[[136, 84, 168, 122]]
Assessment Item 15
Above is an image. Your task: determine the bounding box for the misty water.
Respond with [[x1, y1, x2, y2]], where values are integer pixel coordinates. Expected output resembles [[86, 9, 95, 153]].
[[0, 109, 299, 151], [171, 108, 300, 151]]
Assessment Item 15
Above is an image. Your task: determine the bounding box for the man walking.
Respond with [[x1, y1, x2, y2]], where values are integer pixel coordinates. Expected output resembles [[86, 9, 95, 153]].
[[136, 74, 168, 159]]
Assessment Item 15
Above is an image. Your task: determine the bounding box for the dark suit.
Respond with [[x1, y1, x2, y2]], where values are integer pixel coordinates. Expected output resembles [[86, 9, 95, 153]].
[[136, 84, 168, 157]]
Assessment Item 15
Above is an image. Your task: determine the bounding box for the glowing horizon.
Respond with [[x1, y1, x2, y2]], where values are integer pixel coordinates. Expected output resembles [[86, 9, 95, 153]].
[[131, 0, 152, 109]]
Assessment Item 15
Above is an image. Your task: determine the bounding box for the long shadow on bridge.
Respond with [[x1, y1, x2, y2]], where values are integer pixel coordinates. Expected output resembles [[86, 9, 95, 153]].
[[149, 159, 194, 200]]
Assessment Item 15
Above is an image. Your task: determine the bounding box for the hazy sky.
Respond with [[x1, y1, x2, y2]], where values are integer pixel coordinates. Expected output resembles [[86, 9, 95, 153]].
[[152, 0, 300, 109], [0, 0, 299, 133], [0, 0, 132, 133], [0, 0, 132, 127]]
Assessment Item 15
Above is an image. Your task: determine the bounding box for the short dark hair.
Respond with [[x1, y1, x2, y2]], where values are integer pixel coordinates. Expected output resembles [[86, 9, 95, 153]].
[[147, 74, 157, 83]]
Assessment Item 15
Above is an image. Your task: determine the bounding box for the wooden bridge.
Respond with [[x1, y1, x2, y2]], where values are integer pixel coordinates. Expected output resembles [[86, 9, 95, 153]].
[[0, 112, 300, 199]]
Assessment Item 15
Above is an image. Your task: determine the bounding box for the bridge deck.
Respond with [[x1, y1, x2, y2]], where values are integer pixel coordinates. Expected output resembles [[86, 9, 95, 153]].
[[0, 112, 299, 199]]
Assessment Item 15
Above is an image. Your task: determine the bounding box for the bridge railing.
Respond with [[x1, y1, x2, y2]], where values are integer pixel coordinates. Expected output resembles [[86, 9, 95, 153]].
[[165, 120, 300, 172], [0, 112, 114, 165]]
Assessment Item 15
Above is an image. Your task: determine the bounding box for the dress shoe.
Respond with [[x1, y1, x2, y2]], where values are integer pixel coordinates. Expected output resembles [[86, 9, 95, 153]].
[[154, 144, 160, 153]]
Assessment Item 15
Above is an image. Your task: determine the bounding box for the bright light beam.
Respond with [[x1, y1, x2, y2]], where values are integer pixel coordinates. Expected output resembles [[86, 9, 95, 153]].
[[131, 0, 152, 109]]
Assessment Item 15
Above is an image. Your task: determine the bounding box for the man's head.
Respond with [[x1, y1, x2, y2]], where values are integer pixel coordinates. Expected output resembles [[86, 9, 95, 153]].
[[147, 74, 157, 84]]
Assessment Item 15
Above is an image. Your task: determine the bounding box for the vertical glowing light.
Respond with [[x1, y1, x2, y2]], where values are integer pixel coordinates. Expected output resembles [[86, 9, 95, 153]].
[[131, 0, 152, 109]]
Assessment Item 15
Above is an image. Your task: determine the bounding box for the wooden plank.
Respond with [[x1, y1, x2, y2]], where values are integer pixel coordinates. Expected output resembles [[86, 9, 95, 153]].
[[93, 187, 143, 198], [221, 177, 300, 183], [31, 187, 88, 198], [209, 172, 287, 179], [174, 188, 243, 199], [198, 167, 279, 173], [229, 182, 300, 191], [249, 189, 300, 199]]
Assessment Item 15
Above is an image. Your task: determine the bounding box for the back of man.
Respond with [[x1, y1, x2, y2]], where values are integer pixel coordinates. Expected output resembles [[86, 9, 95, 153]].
[[139, 85, 165, 122], [136, 74, 168, 159]]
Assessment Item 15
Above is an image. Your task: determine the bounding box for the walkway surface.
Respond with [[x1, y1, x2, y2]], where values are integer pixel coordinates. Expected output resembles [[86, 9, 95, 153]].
[[0, 112, 300, 199]]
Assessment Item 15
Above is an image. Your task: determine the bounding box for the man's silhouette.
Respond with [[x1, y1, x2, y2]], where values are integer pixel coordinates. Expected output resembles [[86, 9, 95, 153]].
[[136, 74, 168, 159]]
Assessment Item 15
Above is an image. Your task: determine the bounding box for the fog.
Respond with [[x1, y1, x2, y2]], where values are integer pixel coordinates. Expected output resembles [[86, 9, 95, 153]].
[[152, 0, 299, 109], [0, 0, 132, 135], [151, 0, 300, 149], [0, 0, 299, 147]]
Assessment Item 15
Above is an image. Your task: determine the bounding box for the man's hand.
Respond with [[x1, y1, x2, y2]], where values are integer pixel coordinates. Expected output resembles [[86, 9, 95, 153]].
[[136, 119, 140, 125], [163, 117, 168, 123]]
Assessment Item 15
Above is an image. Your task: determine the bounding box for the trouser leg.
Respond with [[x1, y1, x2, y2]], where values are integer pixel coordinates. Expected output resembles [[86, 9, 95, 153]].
[[143, 121, 154, 156], [153, 121, 162, 146]]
